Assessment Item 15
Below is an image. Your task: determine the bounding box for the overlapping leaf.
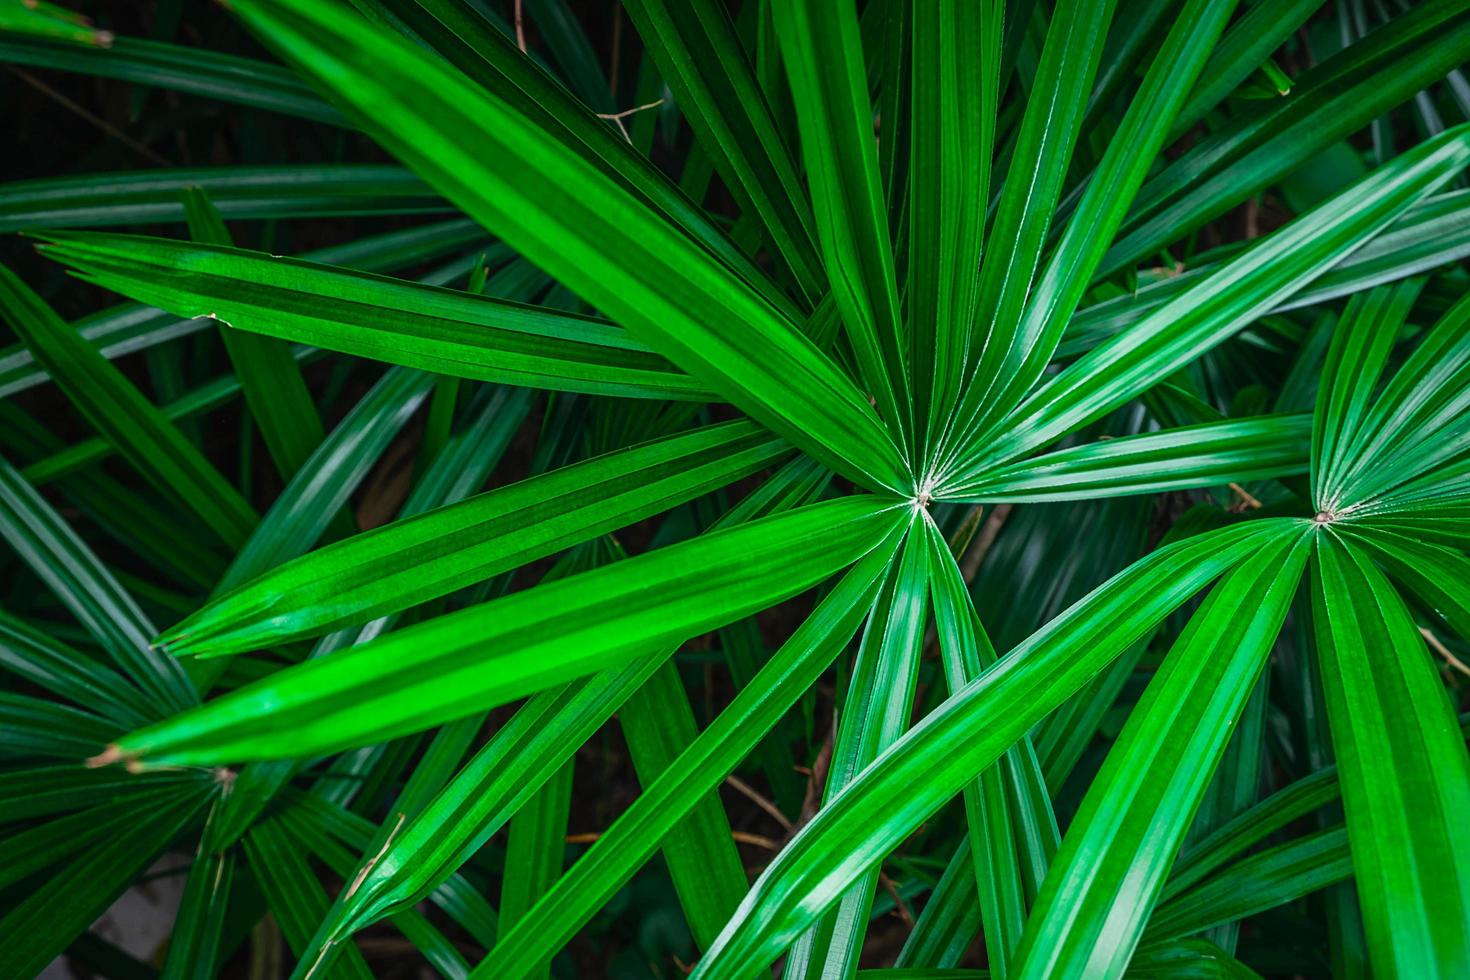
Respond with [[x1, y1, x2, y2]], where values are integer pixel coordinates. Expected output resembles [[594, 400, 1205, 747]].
[[228, 0, 910, 493]]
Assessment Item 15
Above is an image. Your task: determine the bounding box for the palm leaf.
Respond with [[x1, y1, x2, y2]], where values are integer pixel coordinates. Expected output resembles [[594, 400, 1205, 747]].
[[228, 0, 909, 492], [1309, 534, 1470, 976]]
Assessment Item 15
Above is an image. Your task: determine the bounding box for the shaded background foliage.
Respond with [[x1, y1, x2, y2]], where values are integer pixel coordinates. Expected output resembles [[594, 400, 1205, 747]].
[[5, 5, 777, 975]]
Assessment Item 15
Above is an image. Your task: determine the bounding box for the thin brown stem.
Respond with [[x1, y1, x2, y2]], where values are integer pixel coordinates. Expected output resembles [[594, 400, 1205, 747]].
[[8, 66, 171, 166], [1422, 626, 1470, 679], [878, 871, 916, 928], [732, 831, 783, 851], [725, 774, 794, 831], [960, 503, 1013, 584], [1228, 482, 1263, 511], [595, 98, 667, 143]]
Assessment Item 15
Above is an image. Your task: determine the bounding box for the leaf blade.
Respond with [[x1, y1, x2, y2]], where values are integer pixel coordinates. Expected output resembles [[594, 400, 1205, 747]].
[[689, 519, 1291, 978], [0, 263, 258, 548], [1310, 533, 1470, 977], [1009, 526, 1310, 979], [116, 496, 903, 765], [37, 231, 713, 402], [229, 0, 909, 492], [164, 419, 788, 656]]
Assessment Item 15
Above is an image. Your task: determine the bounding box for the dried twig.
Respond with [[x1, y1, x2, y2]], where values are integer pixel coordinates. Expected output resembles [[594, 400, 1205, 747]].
[[878, 871, 915, 928], [732, 831, 783, 851], [1228, 482, 1263, 511], [959, 503, 1013, 584], [8, 66, 170, 166], [796, 725, 836, 829], [725, 774, 794, 831], [1422, 626, 1470, 679], [596, 98, 666, 142]]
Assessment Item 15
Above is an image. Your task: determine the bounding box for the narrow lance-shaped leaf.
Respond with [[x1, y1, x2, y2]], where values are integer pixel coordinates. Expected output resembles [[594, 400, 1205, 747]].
[[1101, 0, 1470, 276], [1338, 524, 1470, 643], [0, 784, 212, 979], [270, 796, 473, 978], [0, 263, 258, 548], [907, 0, 998, 457], [284, 785, 501, 947], [242, 818, 374, 979], [0, 785, 186, 890], [0, 217, 486, 399], [785, 515, 929, 980], [0, 31, 345, 125], [519, 0, 614, 112], [14, 245, 525, 498], [160, 841, 236, 980], [3, 693, 119, 759], [1150, 825, 1356, 945], [1166, 766, 1343, 900], [0, 0, 111, 44], [0, 400, 225, 589], [942, 415, 1311, 503], [944, 0, 1237, 460], [1167, 0, 1321, 139], [182, 188, 329, 483], [213, 367, 433, 595], [687, 519, 1291, 978], [942, 0, 1118, 461], [0, 611, 157, 728], [0, 164, 449, 232], [622, 0, 824, 302], [306, 655, 664, 971], [199, 382, 531, 848], [941, 124, 1470, 483], [370, 0, 802, 323], [925, 519, 1025, 976], [1009, 526, 1310, 980], [772, 0, 911, 450], [495, 753, 568, 980], [1309, 533, 1470, 977], [37, 231, 713, 402], [1182, 655, 1270, 959], [894, 838, 983, 970], [296, 458, 854, 970], [1310, 281, 1422, 512], [874, 0, 910, 232], [229, 0, 910, 493], [468, 532, 904, 979], [621, 661, 748, 951], [1059, 189, 1470, 360], [1078, 0, 1173, 130], [106, 496, 904, 766], [1120, 938, 1266, 980], [163, 419, 790, 656], [977, 496, 1154, 791], [1331, 289, 1470, 508], [0, 457, 197, 713], [16, 346, 317, 490], [0, 765, 202, 825]]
